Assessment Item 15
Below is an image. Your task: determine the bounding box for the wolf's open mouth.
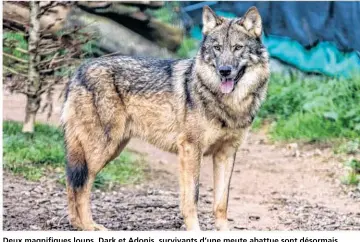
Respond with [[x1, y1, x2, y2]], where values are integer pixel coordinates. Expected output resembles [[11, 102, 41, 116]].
[[220, 66, 246, 94]]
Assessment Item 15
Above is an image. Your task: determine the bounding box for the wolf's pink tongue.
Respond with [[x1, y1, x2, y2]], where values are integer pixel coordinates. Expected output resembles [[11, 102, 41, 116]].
[[220, 80, 234, 94]]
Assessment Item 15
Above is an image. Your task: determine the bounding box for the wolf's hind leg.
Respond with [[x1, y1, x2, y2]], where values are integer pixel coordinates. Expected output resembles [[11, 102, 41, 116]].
[[65, 114, 129, 230], [212, 143, 238, 231], [74, 175, 108, 231], [65, 134, 87, 230], [66, 180, 82, 229], [74, 139, 129, 231]]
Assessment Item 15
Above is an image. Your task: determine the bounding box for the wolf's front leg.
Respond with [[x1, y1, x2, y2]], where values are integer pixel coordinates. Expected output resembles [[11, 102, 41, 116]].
[[177, 134, 202, 230], [212, 142, 238, 231]]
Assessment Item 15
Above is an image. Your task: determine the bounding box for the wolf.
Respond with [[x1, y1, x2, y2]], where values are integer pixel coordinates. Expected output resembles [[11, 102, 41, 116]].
[[62, 6, 269, 231]]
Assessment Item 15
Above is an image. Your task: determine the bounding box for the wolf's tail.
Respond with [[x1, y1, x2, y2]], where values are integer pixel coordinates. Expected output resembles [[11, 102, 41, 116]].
[[65, 135, 88, 189]]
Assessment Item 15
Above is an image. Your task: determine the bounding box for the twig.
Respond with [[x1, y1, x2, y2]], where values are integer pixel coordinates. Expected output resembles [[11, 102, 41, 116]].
[[38, 47, 62, 56], [102, 51, 123, 57], [3, 66, 28, 77], [39, 64, 68, 74], [15, 47, 29, 54], [57, 214, 68, 226], [49, 52, 60, 68], [3, 52, 29, 63]]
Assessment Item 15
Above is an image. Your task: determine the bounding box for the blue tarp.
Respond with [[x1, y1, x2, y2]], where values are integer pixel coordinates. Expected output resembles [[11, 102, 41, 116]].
[[182, 1, 360, 77]]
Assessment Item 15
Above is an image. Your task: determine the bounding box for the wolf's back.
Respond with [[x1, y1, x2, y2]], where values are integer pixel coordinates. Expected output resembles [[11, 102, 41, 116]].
[[62, 56, 192, 188]]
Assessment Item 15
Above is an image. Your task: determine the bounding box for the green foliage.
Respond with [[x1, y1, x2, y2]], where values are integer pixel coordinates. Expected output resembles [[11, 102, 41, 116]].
[[3, 31, 28, 59], [342, 159, 360, 185], [95, 151, 145, 188], [81, 39, 100, 57], [347, 159, 360, 172], [177, 37, 198, 58], [3, 31, 29, 75], [256, 74, 360, 141], [334, 139, 360, 154], [148, 2, 180, 24], [151, 6, 173, 24], [3, 121, 64, 169], [251, 117, 263, 131], [74, 28, 101, 58], [3, 121, 144, 188]]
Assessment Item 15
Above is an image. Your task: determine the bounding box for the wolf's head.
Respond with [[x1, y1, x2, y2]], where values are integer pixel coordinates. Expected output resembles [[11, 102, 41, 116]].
[[197, 6, 269, 94]]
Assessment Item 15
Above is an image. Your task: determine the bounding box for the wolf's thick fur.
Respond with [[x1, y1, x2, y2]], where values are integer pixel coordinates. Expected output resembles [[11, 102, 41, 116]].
[[62, 6, 269, 231]]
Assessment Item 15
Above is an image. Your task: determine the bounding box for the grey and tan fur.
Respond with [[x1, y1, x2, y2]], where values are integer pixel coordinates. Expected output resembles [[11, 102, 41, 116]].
[[62, 6, 270, 231]]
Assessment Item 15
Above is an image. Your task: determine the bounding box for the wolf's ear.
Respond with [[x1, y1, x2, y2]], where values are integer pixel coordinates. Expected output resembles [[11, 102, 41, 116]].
[[238, 6, 262, 37], [202, 6, 223, 35]]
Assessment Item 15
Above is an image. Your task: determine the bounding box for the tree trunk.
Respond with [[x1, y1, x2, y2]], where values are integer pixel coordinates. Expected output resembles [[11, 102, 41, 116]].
[[22, 96, 41, 133], [23, 1, 41, 133]]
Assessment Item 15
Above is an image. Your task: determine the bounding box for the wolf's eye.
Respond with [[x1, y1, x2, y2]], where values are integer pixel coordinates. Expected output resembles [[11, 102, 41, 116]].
[[213, 45, 221, 51], [234, 45, 243, 51]]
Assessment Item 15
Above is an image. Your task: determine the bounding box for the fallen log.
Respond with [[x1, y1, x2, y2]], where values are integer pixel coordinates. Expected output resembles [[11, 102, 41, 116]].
[[3, 2, 70, 33], [75, 2, 183, 51], [67, 7, 174, 58]]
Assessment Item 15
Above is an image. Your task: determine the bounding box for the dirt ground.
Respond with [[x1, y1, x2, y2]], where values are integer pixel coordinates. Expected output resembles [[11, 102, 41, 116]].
[[3, 88, 360, 231]]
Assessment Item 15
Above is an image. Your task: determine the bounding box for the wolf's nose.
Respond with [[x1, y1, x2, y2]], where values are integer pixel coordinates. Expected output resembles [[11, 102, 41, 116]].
[[219, 66, 232, 77]]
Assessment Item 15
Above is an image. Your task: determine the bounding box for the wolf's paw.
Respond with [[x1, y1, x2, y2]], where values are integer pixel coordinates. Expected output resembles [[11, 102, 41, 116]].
[[69, 218, 83, 230], [215, 219, 229, 231], [83, 223, 109, 231]]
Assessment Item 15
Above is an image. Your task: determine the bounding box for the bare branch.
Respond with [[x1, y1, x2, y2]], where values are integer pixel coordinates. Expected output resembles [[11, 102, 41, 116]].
[[3, 52, 29, 63], [15, 47, 29, 54], [3, 66, 28, 77]]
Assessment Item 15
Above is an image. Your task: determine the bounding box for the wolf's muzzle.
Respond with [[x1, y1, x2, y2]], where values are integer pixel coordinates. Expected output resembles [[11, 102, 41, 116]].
[[219, 66, 232, 77]]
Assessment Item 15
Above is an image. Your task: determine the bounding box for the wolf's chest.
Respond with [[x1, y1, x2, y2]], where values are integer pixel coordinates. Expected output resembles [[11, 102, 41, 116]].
[[202, 119, 244, 155]]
